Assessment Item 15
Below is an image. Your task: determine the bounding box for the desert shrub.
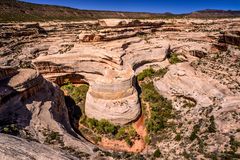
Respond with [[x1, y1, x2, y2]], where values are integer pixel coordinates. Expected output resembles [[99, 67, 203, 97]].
[[0, 124, 19, 136], [115, 126, 137, 145], [174, 133, 182, 141], [124, 136, 133, 147], [137, 68, 168, 81], [190, 123, 201, 141], [82, 117, 139, 146], [141, 82, 173, 133], [61, 82, 89, 104], [153, 148, 162, 158], [208, 115, 216, 133], [44, 131, 63, 145], [169, 53, 182, 64], [85, 118, 118, 135], [154, 68, 168, 78], [182, 150, 191, 159], [137, 68, 155, 81], [144, 135, 151, 144], [128, 126, 137, 137], [61, 146, 90, 158], [182, 100, 196, 108], [220, 151, 240, 159], [230, 135, 240, 153], [115, 127, 126, 140], [86, 118, 98, 129]]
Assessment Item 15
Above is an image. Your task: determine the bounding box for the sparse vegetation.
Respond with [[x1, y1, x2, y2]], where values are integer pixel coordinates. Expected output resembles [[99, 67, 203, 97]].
[[83, 118, 118, 135], [137, 68, 155, 81], [208, 115, 216, 133], [0, 124, 19, 136], [144, 135, 151, 144], [137, 67, 168, 81], [141, 82, 173, 133], [80, 117, 138, 146], [174, 133, 182, 141], [61, 81, 89, 104], [230, 135, 240, 153], [169, 53, 183, 64], [61, 146, 90, 158], [190, 123, 201, 141], [153, 148, 162, 158], [44, 130, 63, 145]]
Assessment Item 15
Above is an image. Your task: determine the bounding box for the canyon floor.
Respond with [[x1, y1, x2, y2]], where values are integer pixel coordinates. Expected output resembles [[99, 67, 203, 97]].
[[0, 18, 240, 160]]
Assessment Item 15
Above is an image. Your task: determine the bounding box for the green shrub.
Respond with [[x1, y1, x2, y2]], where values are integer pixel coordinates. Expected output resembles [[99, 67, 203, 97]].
[[86, 118, 98, 129], [190, 123, 201, 141], [141, 82, 173, 133], [208, 115, 216, 133], [230, 136, 240, 153], [128, 126, 137, 137], [174, 133, 182, 141], [169, 53, 182, 64], [85, 118, 118, 135], [144, 135, 151, 144], [82, 118, 139, 146], [137, 68, 168, 81], [124, 136, 133, 147], [61, 82, 89, 104], [153, 148, 161, 158], [137, 68, 155, 81], [1, 124, 19, 136], [154, 68, 168, 78], [115, 127, 126, 140], [44, 131, 62, 144]]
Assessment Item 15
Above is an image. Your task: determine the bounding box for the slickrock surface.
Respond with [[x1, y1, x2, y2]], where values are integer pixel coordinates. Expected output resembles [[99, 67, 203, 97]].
[[153, 63, 240, 159], [0, 18, 240, 159], [0, 133, 80, 160]]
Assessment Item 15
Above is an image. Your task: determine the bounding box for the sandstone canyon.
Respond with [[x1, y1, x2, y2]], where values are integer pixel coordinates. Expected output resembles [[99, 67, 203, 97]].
[[0, 1, 240, 160]]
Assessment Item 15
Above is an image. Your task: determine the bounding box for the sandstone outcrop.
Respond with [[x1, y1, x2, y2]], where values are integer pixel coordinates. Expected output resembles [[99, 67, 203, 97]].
[[0, 133, 82, 160], [154, 63, 232, 108], [1, 18, 240, 159], [0, 67, 94, 154], [218, 30, 240, 46]]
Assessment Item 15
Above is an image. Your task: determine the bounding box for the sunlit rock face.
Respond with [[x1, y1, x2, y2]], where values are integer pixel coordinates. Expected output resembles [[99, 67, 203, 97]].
[[0, 66, 94, 154], [85, 68, 141, 125], [29, 19, 170, 125], [1, 16, 240, 158]]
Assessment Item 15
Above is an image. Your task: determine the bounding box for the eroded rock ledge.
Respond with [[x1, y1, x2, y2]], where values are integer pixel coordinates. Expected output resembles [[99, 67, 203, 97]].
[[0, 66, 94, 155], [33, 41, 169, 124]]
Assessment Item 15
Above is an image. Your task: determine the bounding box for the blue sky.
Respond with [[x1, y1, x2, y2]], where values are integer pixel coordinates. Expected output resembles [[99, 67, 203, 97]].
[[21, 0, 240, 14]]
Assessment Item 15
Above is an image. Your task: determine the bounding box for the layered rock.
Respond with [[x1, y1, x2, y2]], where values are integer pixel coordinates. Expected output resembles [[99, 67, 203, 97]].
[[32, 27, 170, 124], [154, 63, 232, 108], [218, 30, 240, 46], [85, 69, 140, 124], [32, 45, 141, 125], [1, 18, 240, 159], [0, 67, 94, 154], [0, 134, 81, 160]]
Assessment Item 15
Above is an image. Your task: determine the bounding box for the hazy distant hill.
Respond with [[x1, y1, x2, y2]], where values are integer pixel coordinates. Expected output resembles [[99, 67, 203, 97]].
[[188, 9, 240, 18], [0, 0, 240, 22], [0, 0, 165, 22]]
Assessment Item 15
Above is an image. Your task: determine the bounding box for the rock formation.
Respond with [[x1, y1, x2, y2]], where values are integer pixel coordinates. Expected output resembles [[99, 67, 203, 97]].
[[0, 133, 83, 160], [0, 18, 240, 159], [0, 66, 94, 155]]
